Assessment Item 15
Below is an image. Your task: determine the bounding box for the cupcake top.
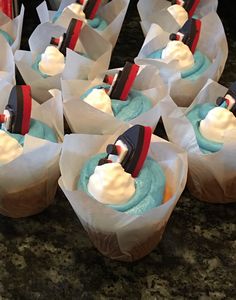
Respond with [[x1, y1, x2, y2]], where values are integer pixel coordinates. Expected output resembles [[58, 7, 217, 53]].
[[0, 85, 57, 149], [147, 18, 211, 80], [81, 62, 153, 121], [162, 40, 194, 70], [33, 18, 84, 77], [187, 82, 236, 153], [78, 125, 166, 215], [199, 84, 236, 143], [199, 107, 236, 143]]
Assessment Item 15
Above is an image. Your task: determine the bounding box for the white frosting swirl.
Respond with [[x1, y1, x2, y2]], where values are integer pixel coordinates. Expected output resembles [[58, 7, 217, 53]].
[[88, 162, 135, 205], [65, 3, 87, 22], [162, 40, 194, 70], [0, 131, 23, 166], [83, 88, 114, 116], [39, 46, 65, 76], [167, 4, 188, 27], [200, 107, 236, 143]]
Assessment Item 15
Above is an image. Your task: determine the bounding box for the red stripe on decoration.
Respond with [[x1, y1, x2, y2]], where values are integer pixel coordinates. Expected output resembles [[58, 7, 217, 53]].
[[132, 126, 152, 178], [21, 86, 32, 135], [120, 64, 139, 101], [68, 20, 83, 50], [191, 19, 201, 53]]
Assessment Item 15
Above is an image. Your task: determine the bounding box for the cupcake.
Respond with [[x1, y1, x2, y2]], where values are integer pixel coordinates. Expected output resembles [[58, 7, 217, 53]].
[[135, 12, 228, 106], [161, 79, 236, 203], [37, 0, 130, 47], [0, 5, 24, 52], [59, 125, 187, 261], [137, 0, 218, 35], [14, 19, 112, 102], [0, 83, 63, 217], [0, 35, 15, 84], [62, 64, 169, 134]]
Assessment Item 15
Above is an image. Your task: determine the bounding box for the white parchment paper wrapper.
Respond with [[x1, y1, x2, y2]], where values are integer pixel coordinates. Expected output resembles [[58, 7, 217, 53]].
[[0, 5, 25, 53], [137, 0, 218, 35], [135, 12, 228, 107], [62, 65, 169, 134], [59, 130, 187, 261], [160, 79, 236, 204], [14, 21, 112, 103], [37, 0, 129, 48], [0, 83, 64, 218], [0, 35, 15, 84]]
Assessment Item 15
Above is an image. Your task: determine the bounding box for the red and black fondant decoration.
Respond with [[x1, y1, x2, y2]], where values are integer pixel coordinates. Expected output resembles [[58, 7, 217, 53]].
[[104, 62, 140, 101], [171, 0, 200, 18], [169, 18, 201, 53], [216, 82, 236, 117], [0, 0, 13, 18], [50, 18, 83, 56], [98, 125, 152, 178], [0, 85, 32, 135], [83, 0, 102, 20]]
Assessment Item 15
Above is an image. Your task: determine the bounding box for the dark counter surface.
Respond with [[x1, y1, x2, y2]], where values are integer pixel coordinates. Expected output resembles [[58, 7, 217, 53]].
[[1, 1, 236, 299]]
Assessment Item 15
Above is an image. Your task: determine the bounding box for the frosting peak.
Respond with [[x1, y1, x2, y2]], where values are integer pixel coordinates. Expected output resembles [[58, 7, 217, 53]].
[[162, 40, 194, 70], [200, 107, 236, 143], [38, 46, 65, 76], [87, 162, 135, 205], [167, 4, 188, 27], [83, 88, 114, 115], [0, 131, 23, 166]]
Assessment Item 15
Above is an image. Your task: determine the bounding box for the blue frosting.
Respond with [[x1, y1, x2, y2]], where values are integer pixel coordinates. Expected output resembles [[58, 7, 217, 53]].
[[87, 17, 108, 31], [187, 103, 223, 153], [81, 84, 153, 121], [52, 10, 107, 31], [0, 119, 57, 146], [147, 49, 211, 80], [0, 29, 14, 46], [32, 54, 49, 78], [78, 153, 166, 216]]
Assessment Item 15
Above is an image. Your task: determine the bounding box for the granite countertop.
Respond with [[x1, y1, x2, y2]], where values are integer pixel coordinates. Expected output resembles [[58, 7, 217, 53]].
[[1, 1, 236, 299]]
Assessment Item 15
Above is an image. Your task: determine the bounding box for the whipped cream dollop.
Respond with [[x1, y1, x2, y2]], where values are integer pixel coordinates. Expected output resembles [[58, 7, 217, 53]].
[[167, 4, 188, 27], [199, 107, 236, 143], [0, 131, 23, 166], [83, 88, 114, 115], [65, 3, 87, 22], [39, 46, 65, 76], [162, 40, 194, 71], [88, 162, 135, 205]]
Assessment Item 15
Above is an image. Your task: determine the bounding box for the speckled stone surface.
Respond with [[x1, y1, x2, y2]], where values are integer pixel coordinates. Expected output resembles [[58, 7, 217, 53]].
[[1, 1, 236, 299]]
